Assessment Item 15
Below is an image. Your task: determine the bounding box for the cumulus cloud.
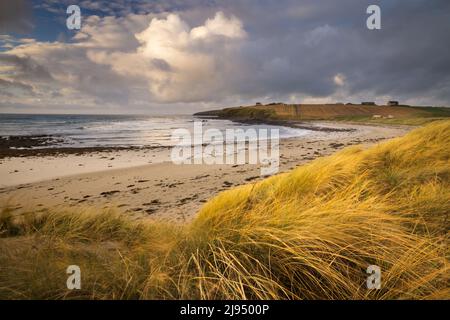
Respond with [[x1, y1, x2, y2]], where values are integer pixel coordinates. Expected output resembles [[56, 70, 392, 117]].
[[1, 0, 450, 113], [1, 14, 152, 109], [1, 11, 248, 108], [130, 12, 246, 102], [190, 12, 246, 40]]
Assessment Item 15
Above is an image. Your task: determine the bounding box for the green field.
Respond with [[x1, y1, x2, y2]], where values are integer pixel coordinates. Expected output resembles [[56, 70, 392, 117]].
[[196, 104, 450, 126]]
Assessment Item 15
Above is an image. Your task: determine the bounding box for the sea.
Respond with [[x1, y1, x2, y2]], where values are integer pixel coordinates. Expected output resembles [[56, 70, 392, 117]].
[[0, 114, 312, 149]]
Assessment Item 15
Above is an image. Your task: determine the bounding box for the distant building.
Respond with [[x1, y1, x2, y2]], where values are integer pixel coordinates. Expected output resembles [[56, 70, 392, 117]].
[[255, 102, 262, 106], [388, 101, 399, 106], [362, 102, 376, 106]]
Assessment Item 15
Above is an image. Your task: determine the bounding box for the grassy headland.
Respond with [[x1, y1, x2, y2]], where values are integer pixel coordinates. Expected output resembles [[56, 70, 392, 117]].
[[0, 120, 449, 299], [195, 103, 450, 125]]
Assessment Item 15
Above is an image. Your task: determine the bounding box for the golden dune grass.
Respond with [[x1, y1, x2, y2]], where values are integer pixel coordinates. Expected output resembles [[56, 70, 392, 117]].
[[0, 121, 449, 299]]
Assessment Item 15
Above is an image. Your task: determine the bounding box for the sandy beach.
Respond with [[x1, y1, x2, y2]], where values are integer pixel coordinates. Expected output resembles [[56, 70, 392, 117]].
[[0, 122, 412, 222]]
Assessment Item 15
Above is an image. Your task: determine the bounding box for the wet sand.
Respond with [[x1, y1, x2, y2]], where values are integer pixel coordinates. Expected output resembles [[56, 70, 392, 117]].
[[0, 122, 412, 222]]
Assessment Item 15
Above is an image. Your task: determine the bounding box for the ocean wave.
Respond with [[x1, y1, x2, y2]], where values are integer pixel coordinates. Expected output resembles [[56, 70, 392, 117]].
[[0, 114, 312, 149]]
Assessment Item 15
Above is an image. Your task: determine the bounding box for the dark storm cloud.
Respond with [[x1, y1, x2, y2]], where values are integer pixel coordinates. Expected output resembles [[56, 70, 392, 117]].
[[214, 0, 450, 104], [0, 0, 33, 34], [337, 0, 450, 102]]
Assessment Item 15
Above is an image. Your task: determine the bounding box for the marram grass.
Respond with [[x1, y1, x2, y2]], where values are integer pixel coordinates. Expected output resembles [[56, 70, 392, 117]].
[[0, 121, 449, 299]]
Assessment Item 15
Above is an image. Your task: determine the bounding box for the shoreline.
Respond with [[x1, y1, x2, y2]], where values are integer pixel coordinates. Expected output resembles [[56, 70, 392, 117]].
[[227, 119, 360, 132], [194, 115, 358, 132], [0, 121, 412, 222], [0, 118, 355, 159]]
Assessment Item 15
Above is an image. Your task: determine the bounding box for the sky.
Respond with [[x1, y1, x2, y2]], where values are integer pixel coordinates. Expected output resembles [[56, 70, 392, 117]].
[[0, 0, 449, 114]]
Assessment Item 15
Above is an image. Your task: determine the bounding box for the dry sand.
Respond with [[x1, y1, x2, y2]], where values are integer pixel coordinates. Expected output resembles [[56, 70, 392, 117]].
[[0, 122, 412, 222]]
